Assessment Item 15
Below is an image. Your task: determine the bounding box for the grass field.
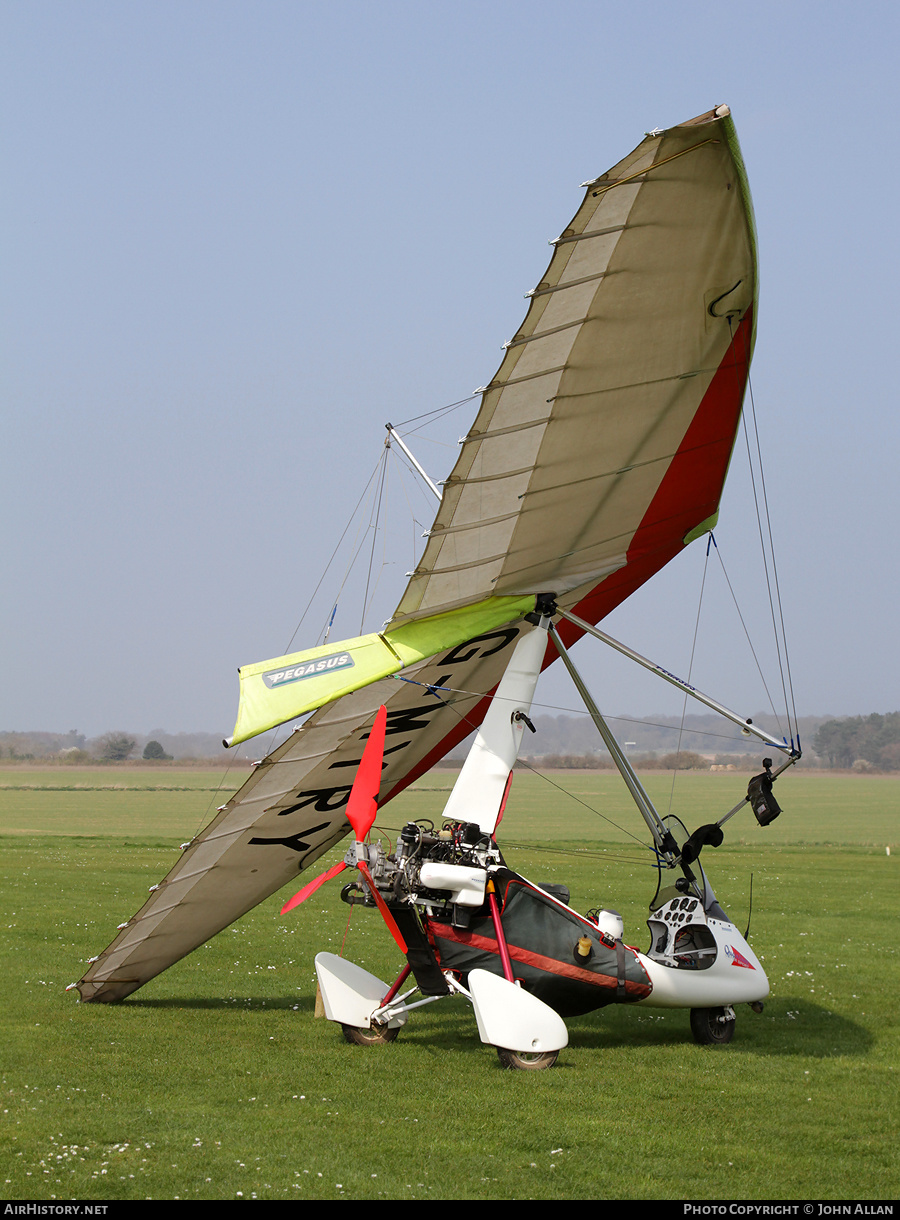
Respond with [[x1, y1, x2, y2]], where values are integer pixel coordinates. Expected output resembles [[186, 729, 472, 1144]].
[[1, 765, 897, 1200]]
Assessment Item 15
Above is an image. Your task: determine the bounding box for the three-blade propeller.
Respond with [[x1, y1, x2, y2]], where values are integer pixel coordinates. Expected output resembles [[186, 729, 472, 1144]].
[[279, 705, 407, 952]]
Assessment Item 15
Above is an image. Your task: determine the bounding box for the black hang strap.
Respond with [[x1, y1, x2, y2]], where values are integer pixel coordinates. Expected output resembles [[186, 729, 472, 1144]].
[[616, 939, 627, 1000]]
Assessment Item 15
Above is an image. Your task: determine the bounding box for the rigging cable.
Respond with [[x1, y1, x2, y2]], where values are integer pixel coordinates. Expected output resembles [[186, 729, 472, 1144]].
[[392, 392, 479, 433], [513, 755, 659, 856], [666, 535, 712, 814], [281, 452, 386, 656], [744, 371, 800, 748], [359, 443, 390, 633], [729, 315, 800, 752], [244, 451, 390, 761], [392, 672, 779, 752], [390, 671, 657, 856], [707, 532, 785, 738]]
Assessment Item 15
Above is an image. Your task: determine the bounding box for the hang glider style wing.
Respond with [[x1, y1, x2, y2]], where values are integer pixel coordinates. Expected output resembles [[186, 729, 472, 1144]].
[[76, 105, 757, 1003]]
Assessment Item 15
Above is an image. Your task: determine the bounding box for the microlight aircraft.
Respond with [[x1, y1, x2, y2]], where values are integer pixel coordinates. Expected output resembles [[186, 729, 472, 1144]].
[[75, 105, 800, 1068]]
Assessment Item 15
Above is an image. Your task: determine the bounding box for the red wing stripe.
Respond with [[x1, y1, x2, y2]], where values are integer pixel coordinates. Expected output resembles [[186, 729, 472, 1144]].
[[430, 921, 649, 996]]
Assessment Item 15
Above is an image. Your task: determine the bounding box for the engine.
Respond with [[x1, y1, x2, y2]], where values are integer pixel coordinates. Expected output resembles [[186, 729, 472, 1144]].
[[340, 819, 501, 914]]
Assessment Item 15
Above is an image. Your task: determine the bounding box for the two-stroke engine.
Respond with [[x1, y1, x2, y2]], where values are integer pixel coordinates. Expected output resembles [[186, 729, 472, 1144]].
[[340, 819, 501, 921]]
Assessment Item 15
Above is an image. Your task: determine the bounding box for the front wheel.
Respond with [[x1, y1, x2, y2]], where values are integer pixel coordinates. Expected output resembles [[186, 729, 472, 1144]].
[[690, 1006, 735, 1045], [496, 1047, 559, 1071], [341, 1022, 400, 1046]]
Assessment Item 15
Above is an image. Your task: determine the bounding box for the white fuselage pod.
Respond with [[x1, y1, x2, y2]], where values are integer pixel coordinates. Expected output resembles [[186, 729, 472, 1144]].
[[635, 897, 769, 1008], [440, 623, 547, 834]]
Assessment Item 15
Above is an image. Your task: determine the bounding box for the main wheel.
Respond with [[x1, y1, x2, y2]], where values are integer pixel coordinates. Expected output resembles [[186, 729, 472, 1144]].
[[341, 1022, 400, 1046], [496, 1047, 559, 1071], [690, 1006, 735, 1045]]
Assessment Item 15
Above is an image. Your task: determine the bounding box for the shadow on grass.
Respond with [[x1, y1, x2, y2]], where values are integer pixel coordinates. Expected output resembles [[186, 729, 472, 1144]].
[[123, 991, 484, 1048], [118, 993, 870, 1060], [564, 998, 872, 1058]]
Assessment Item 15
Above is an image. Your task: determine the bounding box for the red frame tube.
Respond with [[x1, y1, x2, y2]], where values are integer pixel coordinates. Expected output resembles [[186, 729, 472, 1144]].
[[487, 882, 515, 983], [382, 963, 412, 1004]]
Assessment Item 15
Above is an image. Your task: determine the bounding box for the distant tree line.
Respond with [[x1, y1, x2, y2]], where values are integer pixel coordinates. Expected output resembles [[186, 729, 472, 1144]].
[[0, 729, 229, 763], [521, 750, 711, 771], [90, 734, 172, 761], [2, 713, 898, 770], [471, 711, 833, 764], [812, 713, 900, 771]]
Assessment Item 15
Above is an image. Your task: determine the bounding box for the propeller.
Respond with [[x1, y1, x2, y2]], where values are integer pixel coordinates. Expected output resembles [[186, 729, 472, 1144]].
[[280, 861, 348, 914], [345, 702, 387, 842], [279, 705, 406, 951]]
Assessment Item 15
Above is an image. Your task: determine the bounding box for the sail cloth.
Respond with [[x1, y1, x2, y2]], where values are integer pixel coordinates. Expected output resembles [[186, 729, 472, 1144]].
[[76, 105, 757, 1003], [226, 594, 536, 746], [390, 104, 756, 626]]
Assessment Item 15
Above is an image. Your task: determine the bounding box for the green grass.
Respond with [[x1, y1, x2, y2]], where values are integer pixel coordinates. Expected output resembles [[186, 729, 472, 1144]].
[[1, 767, 898, 1199], [0, 765, 242, 839]]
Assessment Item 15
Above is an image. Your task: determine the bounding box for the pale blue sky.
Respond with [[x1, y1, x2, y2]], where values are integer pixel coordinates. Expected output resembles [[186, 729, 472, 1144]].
[[3, 1, 898, 739]]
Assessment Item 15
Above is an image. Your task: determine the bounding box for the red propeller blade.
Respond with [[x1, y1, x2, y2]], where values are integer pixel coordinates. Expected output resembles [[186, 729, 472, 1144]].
[[280, 861, 347, 914], [357, 859, 408, 953], [280, 707, 395, 936], [345, 704, 387, 842]]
